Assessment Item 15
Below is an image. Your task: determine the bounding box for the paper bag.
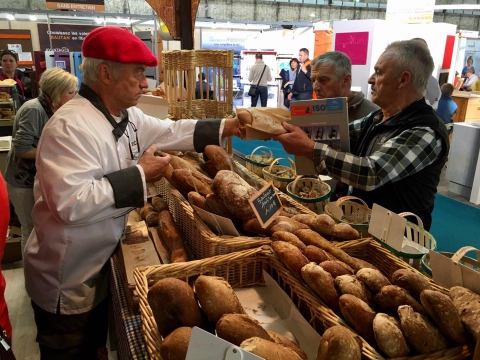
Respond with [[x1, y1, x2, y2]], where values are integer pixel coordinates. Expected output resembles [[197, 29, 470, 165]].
[[237, 107, 291, 140]]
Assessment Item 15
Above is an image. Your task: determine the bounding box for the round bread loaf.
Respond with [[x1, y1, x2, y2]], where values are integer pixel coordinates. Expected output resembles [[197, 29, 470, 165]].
[[356, 268, 391, 293], [374, 285, 426, 316], [335, 275, 373, 308], [240, 337, 303, 360], [320, 260, 354, 278], [317, 325, 362, 360], [398, 305, 448, 354], [373, 313, 410, 357], [159, 327, 192, 360], [216, 314, 271, 346], [212, 170, 257, 220], [271, 241, 309, 281], [194, 275, 244, 325], [392, 269, 431, 301], [301, 262, 340, 312], [271, 231, 307, 251], [420, 290, 466, 345], [267, 331, 307, 360], [303, 245, 333, 264], [339, 294, 377, 345]]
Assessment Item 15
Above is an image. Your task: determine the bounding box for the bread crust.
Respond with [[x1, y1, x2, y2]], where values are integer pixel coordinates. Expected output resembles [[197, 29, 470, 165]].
[[392, 269, 432, 301], [335, 275, 373, 308], [159, 327, 192, 360], [301, 262, 340, 313], [356, 268, 391, 294], [271, 241, 309, 280], [339, 294, 377, 345], [316, 325, 362, 360], [373, 313, 410, 357], [374, 285, 426, 316], [216, 314, 271, 346]]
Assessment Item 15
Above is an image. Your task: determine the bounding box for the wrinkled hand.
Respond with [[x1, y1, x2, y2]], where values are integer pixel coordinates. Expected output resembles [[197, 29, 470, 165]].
[[138, 144, 172, 182], [273, 122, 315, 159]]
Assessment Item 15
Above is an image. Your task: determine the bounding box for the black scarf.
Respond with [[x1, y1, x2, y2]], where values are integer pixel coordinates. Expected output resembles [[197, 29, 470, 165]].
[[78, 83, 129, 141]]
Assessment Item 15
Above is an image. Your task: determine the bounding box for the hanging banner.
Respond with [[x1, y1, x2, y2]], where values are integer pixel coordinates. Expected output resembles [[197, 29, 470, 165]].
[[46, 0, 105, 11], [386, 0, 435, 23], [38, 24, 98, 52]]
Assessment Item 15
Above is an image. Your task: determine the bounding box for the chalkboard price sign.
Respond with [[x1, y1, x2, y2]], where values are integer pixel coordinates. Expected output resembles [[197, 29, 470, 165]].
[[248, 181, 283, 228]]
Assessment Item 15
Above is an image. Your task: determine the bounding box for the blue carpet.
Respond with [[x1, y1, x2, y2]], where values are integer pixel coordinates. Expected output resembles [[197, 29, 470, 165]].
[[430, 194, 480, 253]]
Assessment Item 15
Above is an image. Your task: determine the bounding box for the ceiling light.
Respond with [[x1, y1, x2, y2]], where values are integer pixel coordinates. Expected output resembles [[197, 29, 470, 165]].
[[29, 15, 37, 21], [95, 17, 103, 24], [6, 14, 14, 21]]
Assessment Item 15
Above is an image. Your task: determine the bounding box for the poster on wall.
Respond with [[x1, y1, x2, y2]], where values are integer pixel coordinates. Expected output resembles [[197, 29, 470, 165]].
[[46, 0, 105, 11], [38, 24, 99, 52], [334, 32, 369, 65]]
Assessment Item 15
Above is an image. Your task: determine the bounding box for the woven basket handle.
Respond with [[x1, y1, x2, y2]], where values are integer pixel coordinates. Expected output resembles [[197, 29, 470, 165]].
[[451, 246, 480, 263], [399, 212, 424, 230], [287, 157, 296, 174], [249, 145, 273, 159], [291, 175, 303, 194], [336, 196, 368, 208], [267, 158, 283, 173]]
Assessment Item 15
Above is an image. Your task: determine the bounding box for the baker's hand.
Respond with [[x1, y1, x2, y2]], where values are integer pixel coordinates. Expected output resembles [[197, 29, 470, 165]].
[[273, 122, 315, 159], [222, 116, 241, 137], [138, 144, 172, 182]]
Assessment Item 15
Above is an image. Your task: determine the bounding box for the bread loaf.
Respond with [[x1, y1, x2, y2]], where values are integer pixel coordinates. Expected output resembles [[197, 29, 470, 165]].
[[159, 327, 192, 360], [271, 231, 306, 251], [320, 260, 354, 278], [271, 241, 309, 280], [450, 286, 480, 341], [332, 223, 360, 240], [373, 313, 410, 357], [356, 268, 391, 294], [269, 216, 310, 235], [317, 326, 362, 360], [303, 245, 334, 263], [152, 196, 169, 213], [212, 170, 257, 220], [204, 145, 235, 172], [291, 214, 318, 230], [139, 203, 158, 226], [339, 294, 377, 345], [216, 314, 271, 346], [295, 229, 364, 271], [398, 305, 448, 354], [187, 191, 212, 212], [202, 160, 218, 178], [335, 275, 373, 308], [243, 217, 271, 236], [240, 337, 303, 360], [374, 285, 425, 316], [205, 193, 236, 218], [194, 275, 244, 324], [157, 210, 189, 263], [301, 262, 340, 312], [420, 290, 466, 345], [392, 269, 432, 301], [148, 278, 210, 337], [267, 331, 307, 360], [172, 168, 214, 196], [169, 154, 201, 173]]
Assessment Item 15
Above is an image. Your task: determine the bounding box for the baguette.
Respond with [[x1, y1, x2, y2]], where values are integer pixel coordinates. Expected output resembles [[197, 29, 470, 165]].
[[157, 210, 188, 263], [320, 260, 354, 278], [301, 262, 340, 312], [187, 191, 212, 212], [332, 223, 360, 240], [339, 294, 377, 345], [303, 245, 334, 263], [271, 231, 306, 251], [172, 168, 214, 196], [271, 241, 309, 281]]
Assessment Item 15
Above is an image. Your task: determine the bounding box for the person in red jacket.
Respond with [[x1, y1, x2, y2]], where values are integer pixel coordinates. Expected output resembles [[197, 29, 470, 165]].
[[0, 174, 12, 341]]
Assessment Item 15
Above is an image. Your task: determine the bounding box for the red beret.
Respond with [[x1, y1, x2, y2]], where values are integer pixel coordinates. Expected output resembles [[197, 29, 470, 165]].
[[82, 26, 158, 67]]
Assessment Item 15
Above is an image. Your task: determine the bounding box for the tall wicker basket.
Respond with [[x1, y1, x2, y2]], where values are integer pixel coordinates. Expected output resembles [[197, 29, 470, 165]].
[[162, 50, 234, 120]]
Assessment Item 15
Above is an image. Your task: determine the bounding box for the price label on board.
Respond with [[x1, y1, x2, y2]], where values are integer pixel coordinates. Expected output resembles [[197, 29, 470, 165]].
[[248, 181, 283, 228]]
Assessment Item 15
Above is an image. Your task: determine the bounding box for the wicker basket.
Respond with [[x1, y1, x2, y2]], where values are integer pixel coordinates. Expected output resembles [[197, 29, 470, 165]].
[[244, 145, 274, 177], [286, 175, 331, 214], [324, 196, 372, 237], [373, 212, 437, 271], [262, 157, 296, 192]]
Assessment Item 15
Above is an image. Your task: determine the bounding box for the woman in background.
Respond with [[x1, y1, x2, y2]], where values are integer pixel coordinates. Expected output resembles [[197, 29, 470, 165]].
[[279, 57, 299, 109], [461, 56, 475, 77], [0, 50, 25, 109], [4, 67, 78, 255]]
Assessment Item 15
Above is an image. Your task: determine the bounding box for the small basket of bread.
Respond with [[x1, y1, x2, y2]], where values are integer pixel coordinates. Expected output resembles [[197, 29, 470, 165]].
[[262, 157, 296, 192], [286, 175, 331, 214], [244, 145, 274, 177], [324, 196, 372, 237]]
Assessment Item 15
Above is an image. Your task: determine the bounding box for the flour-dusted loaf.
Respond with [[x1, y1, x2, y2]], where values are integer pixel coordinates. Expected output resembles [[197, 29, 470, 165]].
[[271, 231, 307, 251], [267, 331, 307, 360], [373, 313, 410, 358], [269, 216, 310, 235], [398, 305, 448, 354], [301, 262, 340, 312], [339, 294, 377, 345], [271, 241, 309, 280], [148, 278, 210, 338], [240, 337, 303, 360], [374, 285, 426, 316], [303, 245, 334, 264], [332, 223, 360, 240], [212, 170, 257, 220], [159, 327, 192, 360], [204, 144, 235, 172], [194, 275, 245, 325], [392, 269, 432, 301], [450, 286, 480, 341], [291, 214, 336, 236], [216, 314, 271, 346], [420, 290, 466, 345], [317, 325, 362, 360], [356, 268, 391, 294], [335, 275, 373, 308], [320, 260, 354, 278]]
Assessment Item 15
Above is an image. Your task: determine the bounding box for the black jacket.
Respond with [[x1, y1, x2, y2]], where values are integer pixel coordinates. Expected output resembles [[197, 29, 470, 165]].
[[292, 63, 313, 93]]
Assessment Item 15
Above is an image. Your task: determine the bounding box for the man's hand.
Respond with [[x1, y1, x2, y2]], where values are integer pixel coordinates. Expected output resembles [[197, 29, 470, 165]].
[[222, 116, 240, 137], [274, 122, 316, 159], [138, 144, 172, 182], [287, 93, 293, 100]]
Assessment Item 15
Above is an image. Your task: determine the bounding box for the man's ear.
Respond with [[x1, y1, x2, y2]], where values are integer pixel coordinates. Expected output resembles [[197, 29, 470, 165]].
[[98, 64, 114, 85], [343, 74, 352, 89], [397, 70, 412, 90]]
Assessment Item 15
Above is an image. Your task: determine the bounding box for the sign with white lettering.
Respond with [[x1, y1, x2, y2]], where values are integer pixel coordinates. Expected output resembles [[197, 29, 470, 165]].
[[386, 0, 434, 23], [248, 181, 282, 228], [46, 0, 105, 11], [38, 24, 99, 52]]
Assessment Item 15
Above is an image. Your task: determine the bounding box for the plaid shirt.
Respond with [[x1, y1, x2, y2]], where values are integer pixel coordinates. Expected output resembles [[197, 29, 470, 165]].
[[313, 113, 443, 191]]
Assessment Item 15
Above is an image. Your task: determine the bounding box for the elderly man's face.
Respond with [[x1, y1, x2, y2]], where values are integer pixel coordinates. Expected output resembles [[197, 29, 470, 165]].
[[112, 63, 149, 109], [368, 51, 398, 108], [311, 63, 347, 99]]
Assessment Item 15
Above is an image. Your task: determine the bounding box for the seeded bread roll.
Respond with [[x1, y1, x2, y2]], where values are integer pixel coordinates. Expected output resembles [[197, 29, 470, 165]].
[[335, 275, 373, 308], [204, 145, 235, 172], [194, 276, 244, 325], [373, 314, 410, 358], [320, 260, 354, 278], [216, 314, 271, 346], [398, 305, 448, 354], [392, 269, 431, 301], [271, 241, 309, 281], [267, 331, 307, 360], [159, 327, 192, 360], [420, 290, 466, 345], [339, 294, 377, 345], [271, 231, 307, 251], [450, 286, 480, 340], [332, 223, 360, 240], [317, 326, 362, 360], [301, 262, 340, 312], [241, 337, 303, 360], [303, 245, 334, 264], [356, 268, 391, 294], [375, 285, 426, 316]]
